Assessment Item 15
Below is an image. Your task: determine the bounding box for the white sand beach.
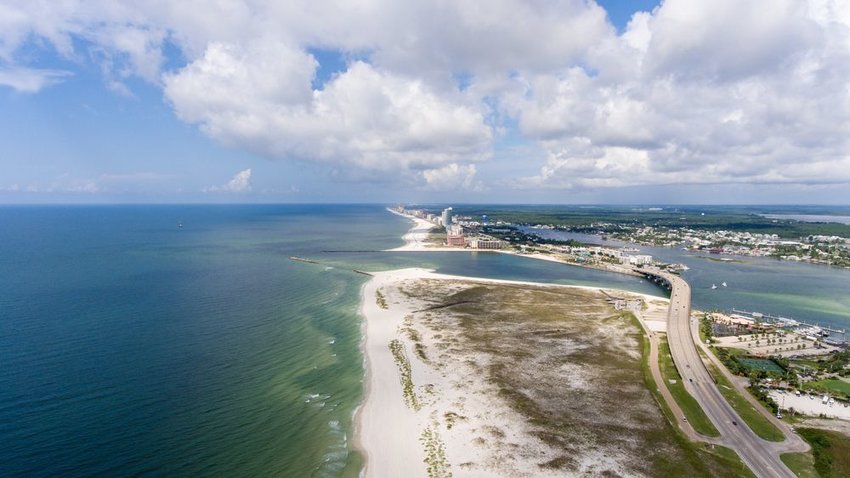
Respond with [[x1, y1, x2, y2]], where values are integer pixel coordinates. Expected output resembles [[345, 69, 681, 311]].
[[355, 267, 669, 477], [387, 208, 438, 251]]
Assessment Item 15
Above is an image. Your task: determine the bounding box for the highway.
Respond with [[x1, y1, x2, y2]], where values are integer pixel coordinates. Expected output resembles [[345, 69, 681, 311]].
[[640, 268, 804, 478]]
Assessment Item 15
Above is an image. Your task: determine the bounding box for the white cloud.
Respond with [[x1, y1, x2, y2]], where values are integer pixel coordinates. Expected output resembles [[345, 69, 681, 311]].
[[510, 0, 850, 191], [205, 168, 253, 193], [164, 46, 492, 173], [0, 67, 71, 92], [4, 0, 850, 194], [422, 163, 481, 191]]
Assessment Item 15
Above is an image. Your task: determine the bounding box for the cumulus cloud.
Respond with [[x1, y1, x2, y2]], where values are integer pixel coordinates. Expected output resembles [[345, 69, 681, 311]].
[[511, 0, 850, 190], [205, 169, 253, 193], [163, 46, 492, 173], [4, 0, 850, 193], [422, 163, 481, 191]]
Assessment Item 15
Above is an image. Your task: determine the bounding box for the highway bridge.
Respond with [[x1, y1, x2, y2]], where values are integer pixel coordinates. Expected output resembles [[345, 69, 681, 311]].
[[639, 267, 808, 478]]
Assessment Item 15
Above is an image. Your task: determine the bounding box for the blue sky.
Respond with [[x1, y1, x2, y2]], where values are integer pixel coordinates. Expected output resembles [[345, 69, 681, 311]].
[[2, 0, 850, 204]]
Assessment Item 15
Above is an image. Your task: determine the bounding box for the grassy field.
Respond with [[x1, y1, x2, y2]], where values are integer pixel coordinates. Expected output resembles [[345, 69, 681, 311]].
[[658, 337, 720, 437], [705, 362, 785, 442], [781, 428, 850, 478], [781, 452, 818, 478], [804, 379, 850, 396], [403, 280, 757, 477]]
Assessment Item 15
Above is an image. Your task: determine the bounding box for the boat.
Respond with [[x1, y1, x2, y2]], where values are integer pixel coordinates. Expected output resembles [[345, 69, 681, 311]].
[[711, 284, 717, 290], [722, 282, 727, 287]]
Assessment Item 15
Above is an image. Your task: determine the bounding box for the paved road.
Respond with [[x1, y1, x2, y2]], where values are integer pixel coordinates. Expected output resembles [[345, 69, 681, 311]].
[[641, 268, 800, 478]]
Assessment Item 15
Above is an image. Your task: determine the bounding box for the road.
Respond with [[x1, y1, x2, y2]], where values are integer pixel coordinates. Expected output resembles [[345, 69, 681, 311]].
[[641, 268, 803, 478], [628, 301, 725, 445]]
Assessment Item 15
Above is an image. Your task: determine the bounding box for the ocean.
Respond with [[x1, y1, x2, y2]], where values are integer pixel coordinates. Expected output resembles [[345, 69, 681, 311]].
[[1, 205, 848, 476]]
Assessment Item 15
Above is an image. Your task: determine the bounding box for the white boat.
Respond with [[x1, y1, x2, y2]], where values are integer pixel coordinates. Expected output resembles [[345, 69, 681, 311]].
[[711, 284, 717, 290], [722, 282, 727, 287]]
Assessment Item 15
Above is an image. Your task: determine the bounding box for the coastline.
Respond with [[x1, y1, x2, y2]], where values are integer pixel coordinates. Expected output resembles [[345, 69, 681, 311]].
[[387, 208, 645, 278], [386, 208, 437, 251], [353, 267, 670, 476], [353, 209, 675, 475], [354, 269, 429, 477]]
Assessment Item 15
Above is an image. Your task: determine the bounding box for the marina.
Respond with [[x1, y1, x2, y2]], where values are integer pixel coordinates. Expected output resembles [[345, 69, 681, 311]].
[[730, 308, 848, 345]]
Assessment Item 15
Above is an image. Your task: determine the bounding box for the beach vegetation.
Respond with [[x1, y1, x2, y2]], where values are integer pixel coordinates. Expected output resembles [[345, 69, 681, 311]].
[[443, 411, 465, 430], [399, 279, 756, 477], [375, 290, 388, 309], [388, 339, 420, 410], [403, 323, 429, 363], [420, 426, 452, 478]]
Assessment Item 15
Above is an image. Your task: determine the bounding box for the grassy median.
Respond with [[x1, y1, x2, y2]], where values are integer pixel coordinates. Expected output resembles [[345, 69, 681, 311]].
[[658, 337, 720, 437], [704, 361, 784, 441]]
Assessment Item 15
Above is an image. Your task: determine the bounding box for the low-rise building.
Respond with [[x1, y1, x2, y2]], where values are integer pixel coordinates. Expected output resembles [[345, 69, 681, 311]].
[[471, 239, 503, 249], [622, 254, 653, 266]]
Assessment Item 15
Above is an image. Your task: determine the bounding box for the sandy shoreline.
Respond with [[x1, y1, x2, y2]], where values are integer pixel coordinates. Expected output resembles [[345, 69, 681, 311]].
[[354, 211, 671, 476], [354, 267, 669, 476], [386, 208, 437, 251]]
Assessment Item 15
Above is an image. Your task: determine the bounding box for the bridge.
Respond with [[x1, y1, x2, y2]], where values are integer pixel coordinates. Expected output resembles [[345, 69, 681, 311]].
[[638, 267, 808, 478]]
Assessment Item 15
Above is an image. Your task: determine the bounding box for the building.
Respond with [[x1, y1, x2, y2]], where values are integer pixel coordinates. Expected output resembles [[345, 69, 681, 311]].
[[441, 207, 453, 228], [471, 239, 503, 249], [447, 234, 465, 246], [622, 254, 653, 266]]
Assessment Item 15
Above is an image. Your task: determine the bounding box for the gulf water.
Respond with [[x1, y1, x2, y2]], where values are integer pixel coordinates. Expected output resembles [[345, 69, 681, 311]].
[[1, 205, 848, 477]]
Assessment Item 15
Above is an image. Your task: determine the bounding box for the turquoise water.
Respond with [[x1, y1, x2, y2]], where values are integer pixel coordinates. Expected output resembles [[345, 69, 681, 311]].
[[1, 205, 847, 477], [526, 228, 850, 332], [0, 205, 398, 477]]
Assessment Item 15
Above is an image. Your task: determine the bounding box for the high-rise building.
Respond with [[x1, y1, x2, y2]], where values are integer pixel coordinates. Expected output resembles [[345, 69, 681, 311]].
[[441, 207, 453, 228]]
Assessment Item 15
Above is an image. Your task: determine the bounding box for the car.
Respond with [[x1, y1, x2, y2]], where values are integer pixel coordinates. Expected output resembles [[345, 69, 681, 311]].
[[683, 417, 688, 422], [732, 421, 738, 426]]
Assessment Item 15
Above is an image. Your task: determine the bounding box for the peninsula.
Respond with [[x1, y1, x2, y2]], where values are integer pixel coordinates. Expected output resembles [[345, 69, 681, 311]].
[[355, 209, 850, 477]]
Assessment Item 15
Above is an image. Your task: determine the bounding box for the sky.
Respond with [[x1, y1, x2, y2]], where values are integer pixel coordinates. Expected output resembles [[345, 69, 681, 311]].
[[2, 0, 850, 204]]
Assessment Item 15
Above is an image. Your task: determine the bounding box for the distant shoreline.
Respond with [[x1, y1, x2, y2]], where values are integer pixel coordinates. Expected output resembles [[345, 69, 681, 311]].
[[386, 207, 646, 279]]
